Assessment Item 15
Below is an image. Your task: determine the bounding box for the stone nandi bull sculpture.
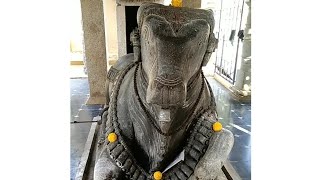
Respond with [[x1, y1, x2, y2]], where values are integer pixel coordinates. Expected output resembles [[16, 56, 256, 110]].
[[94, 3, 234, 180]]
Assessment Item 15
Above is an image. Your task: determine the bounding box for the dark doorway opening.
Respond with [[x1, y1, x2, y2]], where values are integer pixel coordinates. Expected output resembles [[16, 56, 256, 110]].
[[125, 6, 139, 54]]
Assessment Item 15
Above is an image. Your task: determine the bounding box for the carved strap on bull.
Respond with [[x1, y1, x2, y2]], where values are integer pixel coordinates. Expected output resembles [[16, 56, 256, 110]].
[[107, 66, 120, 82]]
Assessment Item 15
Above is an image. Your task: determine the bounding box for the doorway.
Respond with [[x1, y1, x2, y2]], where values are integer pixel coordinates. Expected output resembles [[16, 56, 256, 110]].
[[125, 6, 139, 54]]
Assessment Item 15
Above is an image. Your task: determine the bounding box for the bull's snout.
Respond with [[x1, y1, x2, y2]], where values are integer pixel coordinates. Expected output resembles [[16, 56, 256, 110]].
[[146, 75, 186, 108]]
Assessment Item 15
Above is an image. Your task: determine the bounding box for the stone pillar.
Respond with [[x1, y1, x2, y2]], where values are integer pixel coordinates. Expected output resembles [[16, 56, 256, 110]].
[[182, 0, 201, 8], [231, 0, 251, 98], [80, 0, 107, 104], [116, 4, 127, 58], [103, 0, 119, 67]]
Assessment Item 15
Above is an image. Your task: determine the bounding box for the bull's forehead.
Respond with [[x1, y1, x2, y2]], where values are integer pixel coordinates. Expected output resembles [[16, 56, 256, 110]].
[[141, 15, 210, 44], [140, 15, 209, 78], [140, 15, 210, 70], [137, 3, 215, 32], [141, 15, 210, 60]]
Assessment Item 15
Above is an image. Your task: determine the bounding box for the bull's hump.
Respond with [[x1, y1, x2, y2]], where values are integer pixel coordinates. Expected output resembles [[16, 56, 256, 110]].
[[112, 53, 135, 71], [115, 68, 136, 143]]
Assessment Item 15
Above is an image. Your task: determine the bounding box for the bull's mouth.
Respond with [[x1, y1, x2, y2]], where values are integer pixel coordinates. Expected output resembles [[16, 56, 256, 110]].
[[158, 108, 172, 133], [146, 76, 186, 108]]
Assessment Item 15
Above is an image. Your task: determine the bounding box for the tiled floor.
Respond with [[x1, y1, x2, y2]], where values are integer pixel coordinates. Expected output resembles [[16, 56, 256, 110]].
[[70, 78, 103, 180], [70, 76, 251, 180], [206, 77, 251, 180]]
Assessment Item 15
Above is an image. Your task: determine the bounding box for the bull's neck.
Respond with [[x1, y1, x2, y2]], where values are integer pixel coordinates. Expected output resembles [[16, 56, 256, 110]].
[[132, 64, 204, 171]]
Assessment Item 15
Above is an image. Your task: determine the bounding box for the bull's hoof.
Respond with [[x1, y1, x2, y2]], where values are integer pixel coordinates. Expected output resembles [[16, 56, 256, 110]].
[[94, 152, 123, 180]]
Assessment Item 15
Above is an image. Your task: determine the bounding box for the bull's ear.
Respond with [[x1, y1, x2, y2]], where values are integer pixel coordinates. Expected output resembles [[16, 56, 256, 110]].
[[202, 33, 218, 66], [130, 27, 141, 62]]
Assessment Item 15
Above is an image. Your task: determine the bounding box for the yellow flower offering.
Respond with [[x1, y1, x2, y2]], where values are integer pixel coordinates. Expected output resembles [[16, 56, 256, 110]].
[[153, 171, 162, 180], [107, 132, 117, 143], [213, 122, 223, 132], [171, 0, 182, 7]]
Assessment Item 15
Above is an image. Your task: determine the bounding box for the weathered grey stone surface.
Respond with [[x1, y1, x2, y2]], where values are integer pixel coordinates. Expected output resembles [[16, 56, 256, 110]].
[[94, 3, 233, 179], [80, 0, 108, 104], [190, 129, 234, 180]]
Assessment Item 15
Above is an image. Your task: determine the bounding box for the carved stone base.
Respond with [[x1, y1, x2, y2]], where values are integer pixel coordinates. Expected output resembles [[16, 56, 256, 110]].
[[229, 86, 251, 103], [86, 96, 106, 105], [213, 74, 251, 103]]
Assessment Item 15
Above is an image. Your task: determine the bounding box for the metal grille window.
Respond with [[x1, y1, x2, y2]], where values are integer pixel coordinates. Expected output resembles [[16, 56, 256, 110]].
[[203, 0, 245, 84]]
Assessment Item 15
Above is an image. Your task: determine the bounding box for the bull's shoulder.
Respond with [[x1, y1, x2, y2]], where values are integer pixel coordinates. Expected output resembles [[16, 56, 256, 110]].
[[107, 53, 134, 82]]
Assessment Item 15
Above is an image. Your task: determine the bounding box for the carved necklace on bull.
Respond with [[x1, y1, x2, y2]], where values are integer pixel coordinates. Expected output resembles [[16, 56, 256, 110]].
[[103, 30, 223, 180]]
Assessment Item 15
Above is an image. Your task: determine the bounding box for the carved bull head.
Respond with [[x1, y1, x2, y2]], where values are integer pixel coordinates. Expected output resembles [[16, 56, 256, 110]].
[[135, 3, 217, 109]]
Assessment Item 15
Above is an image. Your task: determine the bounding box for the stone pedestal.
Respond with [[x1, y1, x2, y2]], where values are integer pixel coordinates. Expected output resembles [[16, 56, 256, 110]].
[[231, 0, 251, 100], [80, 0, 108, 105]]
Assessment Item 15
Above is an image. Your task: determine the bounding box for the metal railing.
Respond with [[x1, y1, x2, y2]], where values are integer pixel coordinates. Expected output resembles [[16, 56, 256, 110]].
[[213, 0, 245, 85]]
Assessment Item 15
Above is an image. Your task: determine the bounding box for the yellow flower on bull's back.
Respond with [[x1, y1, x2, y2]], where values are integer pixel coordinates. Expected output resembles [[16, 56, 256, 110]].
[[171, 0, 182, 7]]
